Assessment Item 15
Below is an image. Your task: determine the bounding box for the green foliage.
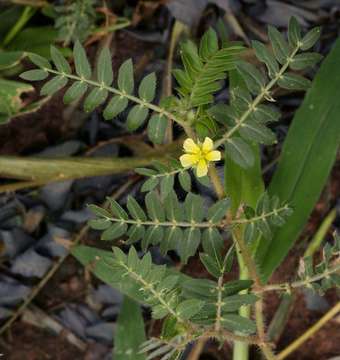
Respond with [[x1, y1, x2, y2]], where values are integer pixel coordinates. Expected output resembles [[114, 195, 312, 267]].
[[88, 190, 290, 264], [256, 36, 340, 281], [21, 42, 167, 143], [298, 236, 340, 294], [136, 160, 192, 195], [52, 0, 97, 46], [210, 17, 322, 168], [173, 28, 243, 107], [22, 17, 338, 360]]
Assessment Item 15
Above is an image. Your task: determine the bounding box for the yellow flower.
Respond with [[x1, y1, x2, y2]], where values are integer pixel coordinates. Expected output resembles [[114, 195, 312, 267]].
[[179, 137, 221, 177]]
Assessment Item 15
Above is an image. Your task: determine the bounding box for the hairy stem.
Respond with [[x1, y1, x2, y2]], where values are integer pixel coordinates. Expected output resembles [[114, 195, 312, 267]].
[[232, 228, 277, 360], [232, 227, 261, 287], [256, 299, 276, 360], [208, 164, 225, 199], [101, 205, 289, 230]]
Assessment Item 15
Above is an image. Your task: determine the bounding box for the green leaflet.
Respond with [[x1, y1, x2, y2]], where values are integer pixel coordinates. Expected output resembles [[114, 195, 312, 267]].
[[20, 69, 48, 81], [74, 40, 91, 78], [287, 17, 301, 47], [28, 53, 52, 70], [127, 105, 149, 131], [138, 73, 156, 102], [63, 81, 88, 104], [113, 297, 146, 360], [50, 45, 71, 74], [221, 314, 256, 334], [83, 88, 108, 112], [277, 73, 311, 91], [97, 47, 113, 86], [40, 75, 68, 96], [103, 96, 128, 120], [118, 59, 134, 94], [268, 25, 290, 65], [176, 299, 204, 320], [147, 114, 167, 144], [256, 37, 340, 281], [224, 137, 254, 168]]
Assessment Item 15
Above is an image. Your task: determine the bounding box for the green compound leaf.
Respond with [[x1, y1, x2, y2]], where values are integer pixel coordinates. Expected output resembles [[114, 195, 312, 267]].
[[174, 28, 243, 107]]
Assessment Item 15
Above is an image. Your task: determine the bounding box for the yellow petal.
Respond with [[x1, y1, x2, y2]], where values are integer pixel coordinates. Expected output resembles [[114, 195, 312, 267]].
[[202, 137, 213, 153], [205, 150, 221, 162], [180, 154, 199, 167], [196, 159, 208, 177], [183, 138, 200, 154]]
